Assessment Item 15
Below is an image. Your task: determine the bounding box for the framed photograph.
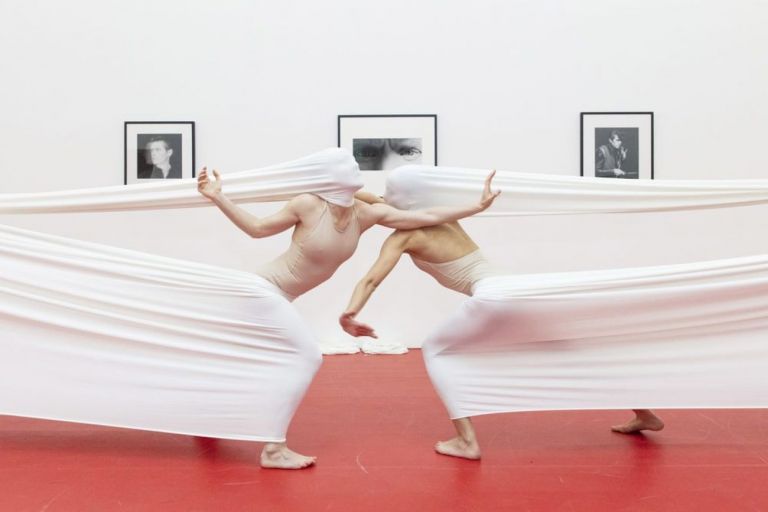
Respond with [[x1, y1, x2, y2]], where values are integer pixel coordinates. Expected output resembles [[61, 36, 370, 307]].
[[338, 114, 437, 171], [124, 121, 195, 184], [580, 112, 653, 179]]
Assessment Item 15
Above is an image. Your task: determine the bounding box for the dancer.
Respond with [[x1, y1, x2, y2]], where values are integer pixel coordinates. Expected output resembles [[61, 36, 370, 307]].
[[197, 158, 500, 469], [340, 192, 663, 460]]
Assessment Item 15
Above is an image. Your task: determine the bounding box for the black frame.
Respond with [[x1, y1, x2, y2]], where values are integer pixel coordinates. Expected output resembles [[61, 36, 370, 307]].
[[580, 112, 654, 179], [124, 121, 196, 184], [337, 114, 438, 166]]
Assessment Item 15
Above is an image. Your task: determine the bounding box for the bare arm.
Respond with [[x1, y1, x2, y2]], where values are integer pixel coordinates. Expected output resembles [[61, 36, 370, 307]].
[[369, 170, 500, 230], [198, 167, 302, 238], [354, 190, 386, 204], [339, 231, 411, 338]]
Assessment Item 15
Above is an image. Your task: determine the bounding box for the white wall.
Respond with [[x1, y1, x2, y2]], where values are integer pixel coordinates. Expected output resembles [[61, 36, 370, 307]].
[[1, 0, 767, 346]]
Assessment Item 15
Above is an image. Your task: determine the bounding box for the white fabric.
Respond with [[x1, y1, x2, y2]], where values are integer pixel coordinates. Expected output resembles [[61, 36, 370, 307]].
[[384, 165, 768, 214], [2, 154, 768, 436], [0, 147, 363, 212], [360, 339, 409, 355], [422, 255, 768, 419], [0, 223, 322, 441], [318, 337, 361, 355]]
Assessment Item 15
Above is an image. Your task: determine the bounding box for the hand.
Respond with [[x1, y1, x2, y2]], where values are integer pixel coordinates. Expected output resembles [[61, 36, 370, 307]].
[[339, 312, 378, 338], [612, 169, 626, 177], [197, 167, 222, 200], [478, 170, 501, 211], [620, 147, 628, 159]]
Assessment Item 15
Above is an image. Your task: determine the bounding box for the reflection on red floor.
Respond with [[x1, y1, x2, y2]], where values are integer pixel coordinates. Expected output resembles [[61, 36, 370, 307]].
[[1, 351, 767, 511]]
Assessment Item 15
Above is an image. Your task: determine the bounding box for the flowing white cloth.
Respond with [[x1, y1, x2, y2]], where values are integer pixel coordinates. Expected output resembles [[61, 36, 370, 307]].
[[0, 148, 362, 441], [381, 165, 768, 417], [0, 223, 322, 441], [2, 154, 768, 437], [0, 147, 363, 212], [384, 165, 768, 214], [422, 255, 768, 419]]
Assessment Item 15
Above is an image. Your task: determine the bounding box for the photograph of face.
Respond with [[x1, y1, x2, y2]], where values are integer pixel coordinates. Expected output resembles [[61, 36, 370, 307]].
[[136, 133, 183, 180], [352, 138, 423, 171], [124, 122, 195, 185], [594, 127, 639, 179]]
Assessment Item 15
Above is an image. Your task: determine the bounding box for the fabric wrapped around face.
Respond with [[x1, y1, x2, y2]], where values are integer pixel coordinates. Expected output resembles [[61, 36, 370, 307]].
[[384, 165, 768, 214], [0, 147, 363, 213]]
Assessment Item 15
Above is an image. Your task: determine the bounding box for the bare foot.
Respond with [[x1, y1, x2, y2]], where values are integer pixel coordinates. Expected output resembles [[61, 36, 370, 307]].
[[260, 443, 317, 469], [611, 413, 665, 434], [435, 436, 481, 460]]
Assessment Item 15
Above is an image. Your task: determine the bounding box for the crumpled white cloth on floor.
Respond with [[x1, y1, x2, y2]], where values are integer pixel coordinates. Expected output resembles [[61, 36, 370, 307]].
[[360, 338, 409, 355]]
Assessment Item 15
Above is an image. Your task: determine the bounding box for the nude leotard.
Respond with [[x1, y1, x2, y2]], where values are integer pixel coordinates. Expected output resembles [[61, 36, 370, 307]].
[[256, 202, 360, 300], [410, 249, 497, 296]]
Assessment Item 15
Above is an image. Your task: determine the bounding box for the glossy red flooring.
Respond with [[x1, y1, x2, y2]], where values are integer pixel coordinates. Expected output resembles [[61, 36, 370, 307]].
[[1, 351, 767, 512]]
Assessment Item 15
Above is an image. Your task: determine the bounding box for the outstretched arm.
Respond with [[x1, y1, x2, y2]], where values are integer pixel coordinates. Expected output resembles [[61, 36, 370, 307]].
[[339, 231, 412, 338], [370, 170, 500, 230], [198, 167, 302, 238], [354, 190, 386, 204]]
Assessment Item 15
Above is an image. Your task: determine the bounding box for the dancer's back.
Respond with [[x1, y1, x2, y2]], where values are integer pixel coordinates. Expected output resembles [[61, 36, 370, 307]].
[[400, 223, 496, 296]]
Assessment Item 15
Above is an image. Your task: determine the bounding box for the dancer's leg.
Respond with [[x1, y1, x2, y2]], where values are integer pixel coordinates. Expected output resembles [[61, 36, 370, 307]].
[[435, 417, 481, 460], [254, 290, 323, 469], [611, 409, 665, 434]]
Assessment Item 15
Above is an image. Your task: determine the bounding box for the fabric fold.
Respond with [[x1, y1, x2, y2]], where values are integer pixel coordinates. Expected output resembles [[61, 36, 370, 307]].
[[422, 255, 768, 419], [0, 147, 362, 213], [0, 224, 321, 441], [384, 165, 768, 215]]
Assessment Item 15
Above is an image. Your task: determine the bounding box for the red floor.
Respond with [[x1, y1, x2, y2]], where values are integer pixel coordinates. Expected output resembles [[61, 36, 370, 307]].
[[1, 351, 767, 512]]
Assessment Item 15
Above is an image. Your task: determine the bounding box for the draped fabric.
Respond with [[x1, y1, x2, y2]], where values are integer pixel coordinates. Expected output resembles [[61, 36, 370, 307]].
[[2, 155, 768, 438], [422, 255, 768, 418], [384, 165, 768, 215], [381, 165, 768, 418], [0, 147, 362, 441], [0, 147, 363, 213], [0, 223, 321, 441]]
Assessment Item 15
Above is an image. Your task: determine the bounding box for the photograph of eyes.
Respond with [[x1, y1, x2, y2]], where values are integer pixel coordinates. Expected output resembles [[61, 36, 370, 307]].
[[338, 115, 437, 171], [353, 138, 423, 171]]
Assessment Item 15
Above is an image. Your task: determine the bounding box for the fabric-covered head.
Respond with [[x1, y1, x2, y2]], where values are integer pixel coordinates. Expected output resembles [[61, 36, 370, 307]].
[[315, 148, 364, 207], [383, 165, 423, 210]]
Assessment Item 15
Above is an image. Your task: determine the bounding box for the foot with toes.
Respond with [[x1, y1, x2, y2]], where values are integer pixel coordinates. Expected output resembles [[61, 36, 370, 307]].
[[435, 436, 481, 460], [260, 443, 317, 469], [611, 410, 665, 434]]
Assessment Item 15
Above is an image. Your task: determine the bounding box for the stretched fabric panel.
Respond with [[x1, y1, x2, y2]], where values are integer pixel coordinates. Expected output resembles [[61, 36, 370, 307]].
[[421, 255, 768, 419], [0, 147, 362, 212], [3, 158, 768, 217], [384, 165, 768, 215], [0, 224, 321, 441]]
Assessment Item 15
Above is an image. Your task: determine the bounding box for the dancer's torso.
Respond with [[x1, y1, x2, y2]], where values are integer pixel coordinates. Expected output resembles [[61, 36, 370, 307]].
[[406, 223, 496, 296], [411, 249, 495, 296], [256, 201, 360, 300]]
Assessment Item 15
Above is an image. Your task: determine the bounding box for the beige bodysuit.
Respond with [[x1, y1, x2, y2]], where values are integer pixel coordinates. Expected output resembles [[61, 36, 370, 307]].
[[410, 249, 497, 296], [257, 202, 361, 300]]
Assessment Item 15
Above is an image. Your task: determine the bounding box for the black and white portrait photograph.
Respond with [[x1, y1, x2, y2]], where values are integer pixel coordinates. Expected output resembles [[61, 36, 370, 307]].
[[339, 115, 436, 171], [581, 112, 654, 179], [124, 122, 195, 184]]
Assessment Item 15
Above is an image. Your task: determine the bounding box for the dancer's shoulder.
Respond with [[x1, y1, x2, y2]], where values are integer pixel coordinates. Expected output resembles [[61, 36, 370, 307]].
[[288, 193, 325, 211]]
